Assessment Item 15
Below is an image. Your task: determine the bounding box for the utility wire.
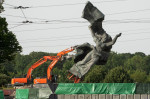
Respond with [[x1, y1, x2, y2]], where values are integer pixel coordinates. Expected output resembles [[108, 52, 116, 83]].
[[21, 36, 91, 43], [107, 8, 150, 15], [23, 45, 72, 48], [19, 31, 150, 43], [7, 17, 150, 24], [3, 3, 16, 7], [20, 8, 28, 21], [23, 37, 150, 48], [5, 19, 150, 29], [2, 8, 150, 22], [8, 24, 24, 29], [5, 17, 150, 23], [12, 25, 87, 32], [4, 0, 126, 9], [3, 18, 150, 26], [0, 13, 79, 21], [119, 37, 150, 42], [6, 19, 150, 29], [31, 0, 126, 8], [11, 20, 150, 32]]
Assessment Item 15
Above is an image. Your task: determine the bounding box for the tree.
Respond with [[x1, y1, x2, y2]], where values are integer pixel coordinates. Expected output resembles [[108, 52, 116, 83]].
[[104, 66, 133, 83], [0, 0, 4, 13], [0, 17, 22, 63], [0, 2, 22, 86], [135, 52, 146, 57], [0, 73, 10, 87], [83, 65, 107, 83], [130, 70, 147, 83], [143, 55, 150, 74], [57, 59, 74, 83], [105, 52, 133, 70], [124, 55, 145, 72], [14, 53, 32, 75]]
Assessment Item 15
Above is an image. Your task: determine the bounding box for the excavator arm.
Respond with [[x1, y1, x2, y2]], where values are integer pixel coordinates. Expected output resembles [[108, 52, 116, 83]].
[[11, 56, 56, 85], [11, 47, 80, 85], [26, 56, 57, 80], [47, 47, 74, 81], [34, 47, 76, 84]]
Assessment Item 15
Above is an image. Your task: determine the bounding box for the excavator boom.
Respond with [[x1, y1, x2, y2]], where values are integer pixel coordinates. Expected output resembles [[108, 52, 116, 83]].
[[34, 47, 75, 84], [11, 56, 56, 85], [11, 47, 77, 85]]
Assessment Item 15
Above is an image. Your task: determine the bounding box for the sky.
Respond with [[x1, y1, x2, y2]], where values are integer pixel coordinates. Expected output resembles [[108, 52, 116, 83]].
[[1, 0, 150, 55]]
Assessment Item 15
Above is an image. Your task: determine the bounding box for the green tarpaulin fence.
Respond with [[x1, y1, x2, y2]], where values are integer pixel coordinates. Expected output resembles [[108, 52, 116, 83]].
[[55, 83, 136, 94], [0, 90, 4, 99], [135, 83, 150, 94], [13, 83, 150, 98], [39, 88, 52, 99], [16, 89, 29, 99], [29, 88, 39, 99]]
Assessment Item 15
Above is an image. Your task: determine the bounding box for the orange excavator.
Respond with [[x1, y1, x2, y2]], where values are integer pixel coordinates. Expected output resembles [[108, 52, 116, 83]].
[[11, 47, 80, 85]]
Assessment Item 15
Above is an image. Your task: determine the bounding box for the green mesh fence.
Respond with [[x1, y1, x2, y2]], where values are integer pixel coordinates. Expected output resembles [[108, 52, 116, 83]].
[[16, 89, 29, 99], [0, 90, 4, 99], [55, 83, 136, 94]]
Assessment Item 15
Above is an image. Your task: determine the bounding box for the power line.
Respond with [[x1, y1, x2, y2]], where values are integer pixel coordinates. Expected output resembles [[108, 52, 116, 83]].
[[23, 45, 72, 48], [107, 8, 150, 15], [3, 3, 16, 7], [32, 0, 126, 8], [11, 20, 150, 32], [6, 18, 150, 24], [2, 8, 150, 22], [20, 8, 28, 21], [12, 25, 88, 32], [20, 36, 91, 43], [119, 37, 150, 42], [5, 19, 150, 30], [8, 24, 24, 29], [4, 0, 126, 9], [19, 31, 150, 43], [0, 13, 80, 21], [23, 37, 150, 48], [3, 18, 150, 28]]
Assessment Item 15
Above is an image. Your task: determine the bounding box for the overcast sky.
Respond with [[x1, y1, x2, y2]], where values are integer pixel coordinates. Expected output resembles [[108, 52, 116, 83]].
[[1, 0, 150, 55]]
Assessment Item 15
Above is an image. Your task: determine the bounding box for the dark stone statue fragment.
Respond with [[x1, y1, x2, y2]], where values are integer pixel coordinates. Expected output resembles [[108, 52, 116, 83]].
[[69, 1, 122, 78]]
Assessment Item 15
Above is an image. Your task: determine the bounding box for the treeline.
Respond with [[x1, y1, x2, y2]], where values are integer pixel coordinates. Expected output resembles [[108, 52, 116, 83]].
[[0, 51, 150, 86]]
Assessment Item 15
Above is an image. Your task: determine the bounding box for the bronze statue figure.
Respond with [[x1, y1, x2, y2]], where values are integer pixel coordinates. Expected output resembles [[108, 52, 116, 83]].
[[69, 1, 122, 78]]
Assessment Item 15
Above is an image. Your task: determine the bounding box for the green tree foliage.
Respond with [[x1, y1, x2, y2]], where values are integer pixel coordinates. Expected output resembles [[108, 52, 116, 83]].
[[130, 70, 147, 83], [0, 0, 4, 13], [0, 73, 10, 87], [83, 65, 107, 83], [0, 4, 22, 86], [105, 52, 133, 70], [14, 52, 59, 78], [2, 50, 150, 84], [0, 17, 22, 63], [14, 53, 32, 75], [104, 66, 133, 83], [143, 55, 150, 74], [56, 59, 75, 83], [124, 55, 149, 73], [135, 52, 146, 57]]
